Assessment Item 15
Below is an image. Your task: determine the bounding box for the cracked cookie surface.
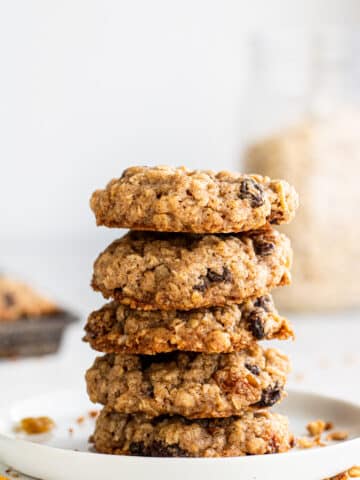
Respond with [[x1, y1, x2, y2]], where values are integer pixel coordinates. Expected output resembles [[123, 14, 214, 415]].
[[90, 166, 298, 233], [86, 347, 289, 418], [84, 294, 294, 354], [91, 409, 294, 457], [91, 228, 292, 310]]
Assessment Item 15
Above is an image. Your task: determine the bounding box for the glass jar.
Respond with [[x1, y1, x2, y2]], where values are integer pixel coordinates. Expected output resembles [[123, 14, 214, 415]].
[[242, 29, 360, 312]]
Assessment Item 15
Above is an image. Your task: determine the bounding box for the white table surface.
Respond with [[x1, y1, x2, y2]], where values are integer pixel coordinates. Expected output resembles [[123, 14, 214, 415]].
[[0, 312, 359, 479], [0, 239, 359, 478]]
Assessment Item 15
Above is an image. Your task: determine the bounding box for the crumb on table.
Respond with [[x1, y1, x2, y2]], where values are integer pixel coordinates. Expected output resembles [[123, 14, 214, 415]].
[[349, 467, 360, 478], [324, 465, 360, 479], [4, 468, 19, 478]]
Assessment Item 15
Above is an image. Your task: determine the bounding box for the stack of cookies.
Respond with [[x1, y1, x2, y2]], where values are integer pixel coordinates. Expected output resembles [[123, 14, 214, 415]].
[[84, 166, 298, 457]]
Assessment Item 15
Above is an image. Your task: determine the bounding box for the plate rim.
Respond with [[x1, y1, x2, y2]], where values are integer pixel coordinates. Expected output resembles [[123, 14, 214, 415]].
[[0, 388, 359, 462]]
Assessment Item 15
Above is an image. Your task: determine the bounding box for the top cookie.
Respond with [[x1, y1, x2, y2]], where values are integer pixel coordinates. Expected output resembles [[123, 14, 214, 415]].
[[90, 166, 298, 233]]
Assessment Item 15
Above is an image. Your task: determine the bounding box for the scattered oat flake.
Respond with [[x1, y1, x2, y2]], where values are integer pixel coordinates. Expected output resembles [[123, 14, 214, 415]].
[[88, 410, 99, 419], [325, 421, 334, 431], [297, 436, 314, 449], [297, 434, 326, 449], [68, 427, 74, 435], [76, 416, 85, 424], [326, 431, 349, 441], [16, 416, 55, 434], [307, 419, 326, 436]]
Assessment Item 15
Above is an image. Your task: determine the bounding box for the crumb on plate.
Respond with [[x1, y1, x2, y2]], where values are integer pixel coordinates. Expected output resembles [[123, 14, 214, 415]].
[[307, 419, 327, 436], [297, 434, 326, 449], [15, 416, 55, 434], [294, 372, 305, 382], [326, 431, 349, 441]]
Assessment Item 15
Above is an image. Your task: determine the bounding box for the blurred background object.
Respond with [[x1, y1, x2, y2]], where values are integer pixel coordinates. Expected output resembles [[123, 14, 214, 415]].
[[1, 1, 360, 317], [0, 275, 77, 357], [243, 29, 360, 311]]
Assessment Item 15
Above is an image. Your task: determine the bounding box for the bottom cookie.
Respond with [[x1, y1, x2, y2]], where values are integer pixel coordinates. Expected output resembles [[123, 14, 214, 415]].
[[91, 409, 294, 457]]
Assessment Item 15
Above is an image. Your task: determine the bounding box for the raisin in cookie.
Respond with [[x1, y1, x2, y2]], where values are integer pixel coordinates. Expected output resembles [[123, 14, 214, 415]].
[[83, 294, 294, 354], [90, 166, 298, 233], [91, 229, 292, 311], [91, 409, 294, 457], [86, 347, 289, 418]]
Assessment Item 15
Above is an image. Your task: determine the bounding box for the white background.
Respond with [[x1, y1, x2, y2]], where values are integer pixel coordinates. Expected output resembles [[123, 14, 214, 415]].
[[1, 0, 360, 241]]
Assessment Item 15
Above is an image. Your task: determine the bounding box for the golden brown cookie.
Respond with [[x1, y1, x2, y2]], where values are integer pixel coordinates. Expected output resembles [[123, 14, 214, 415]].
[[90, 166, 298, 233], [91, 229, 292, 310], [86, 347, 290, 418], [91, 408, 294, 457], [83, 294, 294, 354]]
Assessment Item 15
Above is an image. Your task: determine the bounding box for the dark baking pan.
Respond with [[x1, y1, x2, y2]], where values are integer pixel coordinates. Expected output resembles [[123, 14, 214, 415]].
[[0, 310, 78, 358]]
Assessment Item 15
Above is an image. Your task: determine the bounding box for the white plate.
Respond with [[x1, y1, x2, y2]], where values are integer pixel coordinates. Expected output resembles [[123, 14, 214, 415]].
[[0, 389, 359, 480]]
